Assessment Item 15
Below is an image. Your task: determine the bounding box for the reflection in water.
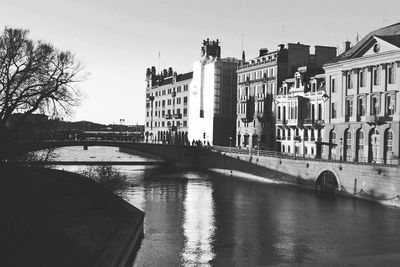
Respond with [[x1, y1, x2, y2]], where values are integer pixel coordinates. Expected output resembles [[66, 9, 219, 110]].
[[181, 173, 215, 266], [50, 147, 400, 266]]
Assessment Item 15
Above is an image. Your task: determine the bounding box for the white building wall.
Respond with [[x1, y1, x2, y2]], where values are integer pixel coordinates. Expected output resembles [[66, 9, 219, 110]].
[[188, 60, 216, 144]]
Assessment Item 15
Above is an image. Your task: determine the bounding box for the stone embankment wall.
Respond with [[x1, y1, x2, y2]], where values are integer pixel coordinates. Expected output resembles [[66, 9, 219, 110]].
[[121, 144, 400, 201]]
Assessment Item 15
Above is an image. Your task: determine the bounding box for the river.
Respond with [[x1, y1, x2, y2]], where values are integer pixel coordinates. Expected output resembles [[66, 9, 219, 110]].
[[51, 146, 400, 266]]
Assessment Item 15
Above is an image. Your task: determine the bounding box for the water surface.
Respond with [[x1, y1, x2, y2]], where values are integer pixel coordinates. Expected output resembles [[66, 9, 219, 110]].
[[52, 146, 400, 266]]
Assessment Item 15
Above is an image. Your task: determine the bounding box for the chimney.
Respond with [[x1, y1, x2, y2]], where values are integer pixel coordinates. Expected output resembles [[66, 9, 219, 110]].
[[241, 50, 246, 64], [151, 66, 156, 74], [168, 67, 173, 76], [163, 69, 167, 77], [345, 41, 351, 52], [279, 44, 285, 50], [259, 48, 269, 57]]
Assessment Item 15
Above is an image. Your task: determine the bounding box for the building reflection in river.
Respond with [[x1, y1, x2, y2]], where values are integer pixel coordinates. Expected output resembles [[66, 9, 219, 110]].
[[180, 173, 215, 266]]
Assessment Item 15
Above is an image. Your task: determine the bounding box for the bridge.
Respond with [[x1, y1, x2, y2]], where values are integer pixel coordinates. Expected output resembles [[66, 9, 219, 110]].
[[10, 139, 400, 202]]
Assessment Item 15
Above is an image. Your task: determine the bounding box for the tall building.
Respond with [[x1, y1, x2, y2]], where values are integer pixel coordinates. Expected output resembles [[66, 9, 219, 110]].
[[236, 43, 336, 149], [144, 39, 239, 146], [188, 39, 239, 146], [322, 23, 400, 164], [145, 66, 193, 144]]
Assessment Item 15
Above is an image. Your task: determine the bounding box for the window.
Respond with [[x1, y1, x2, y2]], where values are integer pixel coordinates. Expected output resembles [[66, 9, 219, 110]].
[[345, 130, 352, 150], [177, 98, 181, 104], [330, 130, 337, 144], [331, 78, 336, 92], [358, 98, 365, 116], [386, 94, 395, 116], [346, 99, 353, 117], [162, 100, 165, 107], [371, 95, 380, 115], [146, 122, 149, 127], [331, 102, 337, 118], [386, 130, 393, 151], [177, 86, 181, 92], [183, 108, 187, 117], [347, 73, 353, 89], [183, 121, 187, 127], [373, 68, 381, 85], [358, 130, 364, 150], [360, 70, 366, 87], [183, 96, 188, 104], [388, 66, 396, 84], [162, 121, 165, 127]]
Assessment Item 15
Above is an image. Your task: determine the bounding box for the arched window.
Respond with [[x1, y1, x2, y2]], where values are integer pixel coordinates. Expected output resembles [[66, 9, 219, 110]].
[[357, 130, 364, 150], [386, 130, 393, 152], [345, 130, 352, 150], [330, 130, 336, 144]]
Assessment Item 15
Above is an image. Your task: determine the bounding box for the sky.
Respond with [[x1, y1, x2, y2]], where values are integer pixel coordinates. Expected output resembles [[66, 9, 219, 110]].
[[1, 0, 400, 125]]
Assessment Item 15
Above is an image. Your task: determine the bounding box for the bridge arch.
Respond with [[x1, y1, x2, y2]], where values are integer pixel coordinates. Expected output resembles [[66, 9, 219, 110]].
[[314, 166, 341, 191]]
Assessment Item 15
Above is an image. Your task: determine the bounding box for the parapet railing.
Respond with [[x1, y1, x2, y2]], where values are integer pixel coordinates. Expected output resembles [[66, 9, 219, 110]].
[[212, 145, 399, 167]]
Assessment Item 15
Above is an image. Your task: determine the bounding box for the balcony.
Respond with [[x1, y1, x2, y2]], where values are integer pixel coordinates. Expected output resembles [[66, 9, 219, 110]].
[[287, 119, 303, 128], [365, 115, 386, 125], [168, 125, 177, 131], [276, 119, 288, 126], [294, 136, 302, 141], [303, 136, 309, 141], [174, 113, 182, 119], [165, 114, 172, 119], [276, 136, 282, 141], [303, 118, 324, 129]]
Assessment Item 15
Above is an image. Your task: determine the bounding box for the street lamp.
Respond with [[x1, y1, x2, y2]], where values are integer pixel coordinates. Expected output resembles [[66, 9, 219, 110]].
[[229, 136, 232, 152], [257, 137, 261, 156]]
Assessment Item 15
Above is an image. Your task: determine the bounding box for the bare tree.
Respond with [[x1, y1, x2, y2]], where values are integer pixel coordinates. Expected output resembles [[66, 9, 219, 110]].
[[0, 27, 85, 159]]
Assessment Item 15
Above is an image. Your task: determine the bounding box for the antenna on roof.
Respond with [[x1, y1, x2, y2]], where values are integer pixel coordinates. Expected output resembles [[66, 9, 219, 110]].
[[241, 33, 245, 52], [158, 51, 161, 72], [355, 32, 361, 43], [382, 12, 388, 27], [336, 45, 343, 54]]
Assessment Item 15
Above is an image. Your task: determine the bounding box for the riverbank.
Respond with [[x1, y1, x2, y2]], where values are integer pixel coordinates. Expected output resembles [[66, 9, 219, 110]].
[[0, 165, 144, 267]]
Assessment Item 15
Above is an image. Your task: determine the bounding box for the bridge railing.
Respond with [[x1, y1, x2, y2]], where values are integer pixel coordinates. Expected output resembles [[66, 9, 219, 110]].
[[212, 145, 399, 167]]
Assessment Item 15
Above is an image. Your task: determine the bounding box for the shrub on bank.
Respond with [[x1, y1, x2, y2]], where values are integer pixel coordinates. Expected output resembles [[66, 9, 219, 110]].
[[80, 165, 129, 198]]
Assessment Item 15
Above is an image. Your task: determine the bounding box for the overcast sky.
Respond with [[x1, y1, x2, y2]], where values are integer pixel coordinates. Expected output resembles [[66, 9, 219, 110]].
[[1, 0, 400, 125]]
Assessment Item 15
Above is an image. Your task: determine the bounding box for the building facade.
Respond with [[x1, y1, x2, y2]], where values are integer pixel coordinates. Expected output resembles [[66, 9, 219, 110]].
[[188, 39, 239, 146], [276, 70, 328, 157], [145, 66, 192, 144], [323, 23, 400, 164], [236, 43, 336, 150], [145, 39, 239, 146]]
